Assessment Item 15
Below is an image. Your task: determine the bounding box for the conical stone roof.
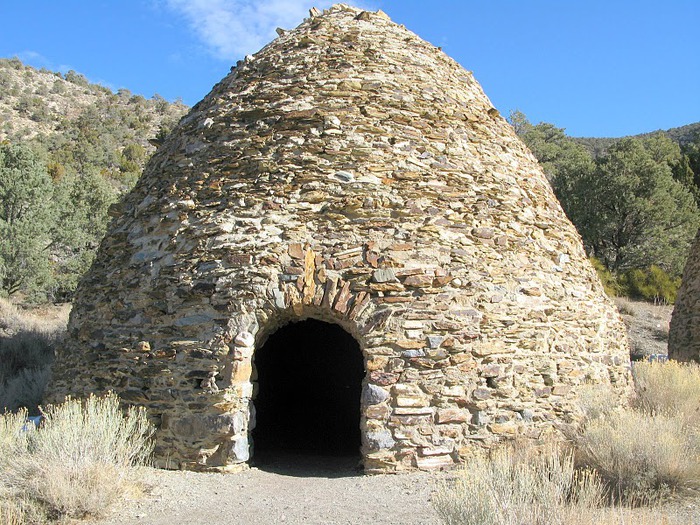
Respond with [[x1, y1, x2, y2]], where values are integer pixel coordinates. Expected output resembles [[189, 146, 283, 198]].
[[669, 229, 700, 361], [49, 4, 631, 472]]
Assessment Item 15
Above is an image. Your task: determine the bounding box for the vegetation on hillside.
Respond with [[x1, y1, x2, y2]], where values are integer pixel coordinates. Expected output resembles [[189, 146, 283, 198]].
[[0, 58, 187, 301], [511, 111, 700, 303], [575, 121, 700, 159]]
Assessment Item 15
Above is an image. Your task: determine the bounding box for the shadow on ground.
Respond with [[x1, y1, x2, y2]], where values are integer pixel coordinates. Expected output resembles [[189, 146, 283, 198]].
[[251, 450, 363, 479]]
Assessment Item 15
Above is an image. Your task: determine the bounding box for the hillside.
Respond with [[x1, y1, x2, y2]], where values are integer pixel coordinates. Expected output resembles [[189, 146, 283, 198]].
[[0, 57, 189, 302], [574, 121, 700, 158], [0, 57, 188, 172]]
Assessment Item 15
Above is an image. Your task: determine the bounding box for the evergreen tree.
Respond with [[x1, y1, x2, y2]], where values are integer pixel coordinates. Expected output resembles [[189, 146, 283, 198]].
[[513, 113, 700, 292], [681, 132, 700, 204], [50, 169, 117, 299], [573, 138, 698, 275], [0, 144, 54, 295]]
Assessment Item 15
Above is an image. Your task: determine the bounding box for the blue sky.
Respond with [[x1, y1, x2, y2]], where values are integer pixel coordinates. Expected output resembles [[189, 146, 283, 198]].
[[2, 1, 698, 137]]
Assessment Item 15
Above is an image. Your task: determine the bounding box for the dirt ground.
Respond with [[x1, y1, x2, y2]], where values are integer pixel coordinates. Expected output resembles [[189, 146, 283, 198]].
[[84, 455, 444, 525], [614, 296, 673, 358]]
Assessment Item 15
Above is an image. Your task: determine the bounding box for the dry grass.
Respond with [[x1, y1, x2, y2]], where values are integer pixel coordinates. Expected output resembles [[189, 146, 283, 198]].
[[436, 362, 700, 524], [576, 410, 700, 503], [0, 499, 25, 525], [575, 382, 622, 421], [433, 443, 691, 525], [0, 393, 154, 521], [433, 444, 604, 525], [633, 361, 700, 422], [574, 361, 700, 505], [0, 297, 69, 337], [0, 297, 69, 413]]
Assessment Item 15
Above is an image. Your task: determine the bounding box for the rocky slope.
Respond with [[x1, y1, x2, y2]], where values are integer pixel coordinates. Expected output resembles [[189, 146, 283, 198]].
[[0, 56, 188, 159]]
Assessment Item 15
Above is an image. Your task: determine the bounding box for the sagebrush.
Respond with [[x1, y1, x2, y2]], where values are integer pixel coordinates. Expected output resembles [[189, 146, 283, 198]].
[[575, 361, 700, 504], [0, 392, 154, 521], [433, 444, 604, 525]]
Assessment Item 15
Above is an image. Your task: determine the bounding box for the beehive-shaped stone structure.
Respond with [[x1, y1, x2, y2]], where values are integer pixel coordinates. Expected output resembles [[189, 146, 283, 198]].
[[49, 4, 631, 472], [669, 229, 700, 361]]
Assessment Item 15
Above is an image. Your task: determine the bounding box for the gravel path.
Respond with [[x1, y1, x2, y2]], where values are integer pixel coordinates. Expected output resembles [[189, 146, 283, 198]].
[[87, 455, 445, 525]]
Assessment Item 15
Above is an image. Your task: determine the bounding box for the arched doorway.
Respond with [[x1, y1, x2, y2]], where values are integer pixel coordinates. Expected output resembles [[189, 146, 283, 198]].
[[251, 319, 364, 465]]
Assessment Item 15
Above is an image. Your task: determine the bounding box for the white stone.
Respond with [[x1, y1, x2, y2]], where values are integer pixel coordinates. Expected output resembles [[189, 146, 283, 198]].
[[234, 331, 255, 347]]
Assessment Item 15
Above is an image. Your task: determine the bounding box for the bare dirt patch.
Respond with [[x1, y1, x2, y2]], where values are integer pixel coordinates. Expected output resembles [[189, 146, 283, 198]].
[[614, 297, 673, 358], [84, 455, 443, 525]]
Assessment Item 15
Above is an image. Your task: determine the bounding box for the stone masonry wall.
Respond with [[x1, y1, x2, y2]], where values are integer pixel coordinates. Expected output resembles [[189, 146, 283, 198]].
[[670, 228, 700, 361], [48, 5, 631, 472]]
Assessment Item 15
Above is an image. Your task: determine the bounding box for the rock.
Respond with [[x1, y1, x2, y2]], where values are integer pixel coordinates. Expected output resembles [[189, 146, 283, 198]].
[[489, 422, 518, 435], [372, 268, 397, 283], [396, 395, 429, 407], [415, 454, 454, 470], [473, 388, 492, 401], [365, 429, 396, 450], [437, 408, 468, 424], [362, 384, 390, 405], [426, 335, 444, 349], [232, 436, 250, 462], [472, 227, 494, 239], [234, 331, 255, 347], [670, 229, 700, 361], [333, 170, 354, 183]]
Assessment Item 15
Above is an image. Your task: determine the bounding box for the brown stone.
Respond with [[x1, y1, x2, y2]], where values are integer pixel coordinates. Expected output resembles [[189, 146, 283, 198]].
[[366, 405, 391, 419], [552, 385, 572, 396], [332, 280, 353, 314], [302, 249, 316, 304], [402, 274, 434, 288], [437, 408, 468, 424], [288, 243, 304, 259], [395, 339, 425, 350], [488, 422, 518, 435], [369, 371, 400, 386], [473, 388, 492, 401], [415, 454, 454, 470]]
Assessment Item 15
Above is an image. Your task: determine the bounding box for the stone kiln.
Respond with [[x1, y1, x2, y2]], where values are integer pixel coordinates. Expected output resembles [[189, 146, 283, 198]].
[[48, 4, 631, 472], [669, 229, 700, 361]]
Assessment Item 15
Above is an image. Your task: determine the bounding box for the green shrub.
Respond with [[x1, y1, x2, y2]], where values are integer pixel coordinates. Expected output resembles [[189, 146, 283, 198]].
[[590, 257, 621, 297], [619, 266, 681, 304], [0, 393, 154, 520]]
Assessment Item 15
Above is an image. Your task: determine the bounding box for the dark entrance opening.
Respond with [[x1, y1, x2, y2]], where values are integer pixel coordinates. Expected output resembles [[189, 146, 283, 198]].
[[252, 319, 364, 466]]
